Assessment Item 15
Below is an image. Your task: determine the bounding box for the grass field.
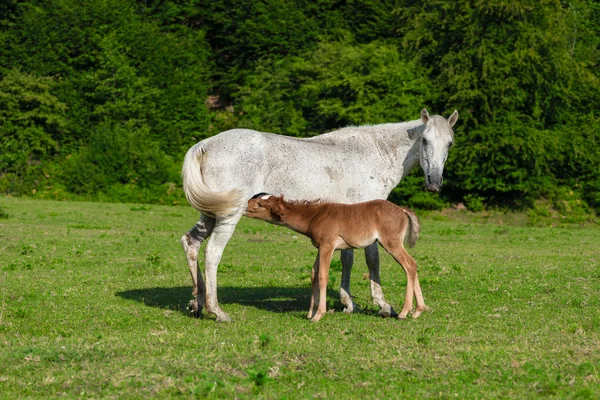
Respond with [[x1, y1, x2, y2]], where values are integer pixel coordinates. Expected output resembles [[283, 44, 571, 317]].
[[0, 197, 599, 399]]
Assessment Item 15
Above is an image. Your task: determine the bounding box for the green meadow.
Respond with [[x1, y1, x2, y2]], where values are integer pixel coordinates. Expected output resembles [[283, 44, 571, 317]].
[[0, 197, 599, 398]]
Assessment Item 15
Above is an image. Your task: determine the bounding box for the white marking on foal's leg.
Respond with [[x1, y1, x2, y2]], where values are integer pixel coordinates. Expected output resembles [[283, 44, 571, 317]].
[[365, 244, 396, 318], [340, 250, 356, 313]]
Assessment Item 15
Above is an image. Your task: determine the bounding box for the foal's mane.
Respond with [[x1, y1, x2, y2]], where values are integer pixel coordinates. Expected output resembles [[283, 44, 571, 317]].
[[288, 198, 321, 205], [285, 198, 333, 207]]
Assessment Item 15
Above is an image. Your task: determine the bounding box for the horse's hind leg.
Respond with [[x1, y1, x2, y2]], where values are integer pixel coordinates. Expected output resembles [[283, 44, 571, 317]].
[[365, 243, 396, 318], [181, 214, 215, 316], [203, 210, 244, 322], [340, 249, 357, 313]]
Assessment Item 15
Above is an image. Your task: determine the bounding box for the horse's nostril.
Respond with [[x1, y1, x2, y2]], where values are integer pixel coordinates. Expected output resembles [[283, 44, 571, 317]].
[[427, 175, 432, 184]]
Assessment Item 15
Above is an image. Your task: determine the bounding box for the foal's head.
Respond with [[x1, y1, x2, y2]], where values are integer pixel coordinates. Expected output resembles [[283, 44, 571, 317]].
[[409, 108, 458, 193], [245, 194, 284, 223]]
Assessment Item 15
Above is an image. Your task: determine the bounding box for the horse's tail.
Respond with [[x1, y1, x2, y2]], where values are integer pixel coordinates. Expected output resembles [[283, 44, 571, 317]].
[[182, 143, 245, 216], [402, 209, 421, 248]]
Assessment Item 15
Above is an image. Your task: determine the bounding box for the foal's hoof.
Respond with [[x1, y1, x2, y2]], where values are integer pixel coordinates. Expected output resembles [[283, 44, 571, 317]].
[[412, 306, 427, 319], [188, 300, 201, 317]]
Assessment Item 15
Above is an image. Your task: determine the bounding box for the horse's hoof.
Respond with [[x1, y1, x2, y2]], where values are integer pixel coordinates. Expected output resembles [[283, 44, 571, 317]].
[[343, 301, 360, 314], [378, 305, 396, 318], [188, 300, 201, 317], [215, 313, 233, 323]]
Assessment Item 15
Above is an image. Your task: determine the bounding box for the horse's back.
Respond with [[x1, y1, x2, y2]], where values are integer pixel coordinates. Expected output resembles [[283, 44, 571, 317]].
[[192, 127, 395, 203]]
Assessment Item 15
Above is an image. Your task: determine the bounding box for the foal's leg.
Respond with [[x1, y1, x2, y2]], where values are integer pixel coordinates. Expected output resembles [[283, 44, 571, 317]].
[[203, 210, 244, 322], [386, 244, 424, 319], [364, 243, 396, 318], [308, 255, 320, 319], [411, 273, 426, 319], [311, 245, 335, 323], [180, 214, 215, 316], [340, 249, 357, 313]]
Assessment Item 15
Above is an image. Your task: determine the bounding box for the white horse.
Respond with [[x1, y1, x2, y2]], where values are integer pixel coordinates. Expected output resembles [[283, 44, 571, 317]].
[[181, 108, 458, 321]]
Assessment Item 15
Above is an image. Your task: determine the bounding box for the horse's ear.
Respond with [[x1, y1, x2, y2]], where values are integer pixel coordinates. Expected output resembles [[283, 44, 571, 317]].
[[448, 110, 459, 127], [407, 124, 425, 140], [421, 108, 430, 124]]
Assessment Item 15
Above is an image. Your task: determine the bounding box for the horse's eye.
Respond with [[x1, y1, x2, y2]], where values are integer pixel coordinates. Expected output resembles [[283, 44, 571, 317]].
[[422, 138, 427, 146], [448, 142, 454, 148]]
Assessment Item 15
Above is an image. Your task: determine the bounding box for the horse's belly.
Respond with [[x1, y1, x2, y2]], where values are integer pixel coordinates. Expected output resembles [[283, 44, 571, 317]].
[[265, 160, 387, 203]]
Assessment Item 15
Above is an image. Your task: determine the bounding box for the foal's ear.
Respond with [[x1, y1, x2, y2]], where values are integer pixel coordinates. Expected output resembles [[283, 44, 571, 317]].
[[272, 195, 286, 215], [448, 110, 459, 127], [420, 108, 430, 124]]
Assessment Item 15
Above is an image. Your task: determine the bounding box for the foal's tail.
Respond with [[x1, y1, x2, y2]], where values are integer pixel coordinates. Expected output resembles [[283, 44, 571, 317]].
[[402, 209, 421, 248], [182, 143, 245, 216]]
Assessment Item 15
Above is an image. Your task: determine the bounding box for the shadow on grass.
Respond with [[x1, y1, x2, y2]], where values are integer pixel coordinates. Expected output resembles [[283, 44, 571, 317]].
[[116, 286, 341, 316]]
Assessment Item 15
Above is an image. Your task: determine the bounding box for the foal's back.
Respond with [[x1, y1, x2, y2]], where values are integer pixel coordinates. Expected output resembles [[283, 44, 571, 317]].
[[307, 200, 412, 249]]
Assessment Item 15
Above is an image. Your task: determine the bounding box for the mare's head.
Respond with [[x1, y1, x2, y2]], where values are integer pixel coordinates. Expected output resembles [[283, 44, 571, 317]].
[[409, 108, 458, 192], [245, 194, 284, 223]]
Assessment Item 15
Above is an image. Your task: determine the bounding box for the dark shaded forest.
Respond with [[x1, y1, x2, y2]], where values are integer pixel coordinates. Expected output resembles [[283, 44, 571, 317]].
[[1, 0, 599, 216]]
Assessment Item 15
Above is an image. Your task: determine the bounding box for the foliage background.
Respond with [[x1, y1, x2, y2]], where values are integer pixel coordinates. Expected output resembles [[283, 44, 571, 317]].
[[1, 0, 599, 214]]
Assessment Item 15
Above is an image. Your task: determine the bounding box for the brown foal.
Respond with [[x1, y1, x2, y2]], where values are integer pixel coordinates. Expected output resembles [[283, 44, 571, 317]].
[[245, 194, 426, 322]]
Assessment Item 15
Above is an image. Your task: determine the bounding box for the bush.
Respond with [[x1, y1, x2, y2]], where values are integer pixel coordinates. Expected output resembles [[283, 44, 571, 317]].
[[388, 171, 448, 211], [61, 122, 176, 195], [0, 70, 67, 194]]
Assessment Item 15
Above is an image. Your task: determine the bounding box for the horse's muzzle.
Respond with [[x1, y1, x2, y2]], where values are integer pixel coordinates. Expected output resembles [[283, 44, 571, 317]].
[[426, 184, 441, 193], [426, 173, 442, 193]]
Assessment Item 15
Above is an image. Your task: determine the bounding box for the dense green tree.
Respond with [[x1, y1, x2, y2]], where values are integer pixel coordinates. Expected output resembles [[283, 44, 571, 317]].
[[395, 0, 600, 207], [0, 0, 598, 214], [239, 41, 433, 135], [0, 71, 67, 192], [2, 0, 211, 154], [0, 0, 211, 199]]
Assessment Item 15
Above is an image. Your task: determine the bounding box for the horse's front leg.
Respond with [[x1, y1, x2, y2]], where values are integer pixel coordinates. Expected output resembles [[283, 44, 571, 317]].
[[340, 249, 357, 313], [311, 245, 335, 322], [180, 214, 215, 316], [203, 211, 244, 322], [365, 243, 397, 318]]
